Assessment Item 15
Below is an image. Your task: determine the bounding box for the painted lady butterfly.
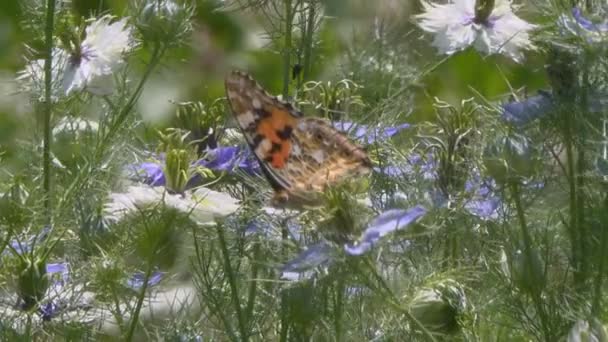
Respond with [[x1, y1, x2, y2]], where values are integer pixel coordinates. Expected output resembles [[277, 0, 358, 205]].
[[225, 70, 372, 208]]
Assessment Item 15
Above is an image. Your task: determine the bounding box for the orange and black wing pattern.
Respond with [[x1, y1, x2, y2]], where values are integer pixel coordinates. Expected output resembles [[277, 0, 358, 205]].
[[225, 70, 372, 207]]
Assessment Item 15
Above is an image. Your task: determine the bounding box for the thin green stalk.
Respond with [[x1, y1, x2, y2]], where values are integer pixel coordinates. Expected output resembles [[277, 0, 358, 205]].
[[98, 43, 164, 157], [592, 192, 608, 314], [358, 258, 437, 342], [510, 181, 552, 342], [301, 2, 315, 80], [57, 44, 164, 211], [563, 109, 583, 285], [42, 0, 56, 224], [244, 242, 260, 326], [124, 262, 154, 341], [216, 224, 248, 342], [334, 278, 344, 341], [281, 0, 294, 97]]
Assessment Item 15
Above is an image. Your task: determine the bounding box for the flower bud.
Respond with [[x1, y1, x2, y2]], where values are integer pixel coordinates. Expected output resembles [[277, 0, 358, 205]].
[[409, 279, 466, 334], [510, 247, 546, 296], [17, 256, 49, 310], [136, 0, 193, 45]]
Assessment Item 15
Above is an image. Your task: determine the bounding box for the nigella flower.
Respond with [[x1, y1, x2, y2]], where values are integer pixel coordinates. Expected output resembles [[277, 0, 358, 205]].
[[131, 146, 261, 187], [415, 0, 536, 62], [332, 121, 410, 144], [501, 89, 607, 126], [344, 206, 427, 256], [104, 185, 239, 224], [281, 206, 428, 280], [501, 91, 554, 126], [63, 15, 135, 95], [281, 242, 336, 280]]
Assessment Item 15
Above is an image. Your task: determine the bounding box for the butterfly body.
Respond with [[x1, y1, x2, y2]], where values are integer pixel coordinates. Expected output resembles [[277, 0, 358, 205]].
[[225, 70, 372, 208]]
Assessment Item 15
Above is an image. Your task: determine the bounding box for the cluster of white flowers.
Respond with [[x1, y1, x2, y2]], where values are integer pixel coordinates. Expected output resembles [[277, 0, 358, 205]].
[[415, 0, 536, 63], [18, 15, 135, 98]]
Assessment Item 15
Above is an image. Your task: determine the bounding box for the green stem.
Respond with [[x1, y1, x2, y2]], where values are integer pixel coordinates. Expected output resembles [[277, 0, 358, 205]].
[[124, 263, 154, 341], [302, 2, 315, 81], [216, 224, 248, 342], [42, 0, 56, 224], [510, 181, 551, 342], [244, 242, 260, 326], [98, 43, 164, 157], [334, 278, 344, 341], [592, 193, 608, 314], [281, 0, 294, 97], [563, 108, 583, 285], [57, 44, 164, 211], [359, 258, 437, 342]]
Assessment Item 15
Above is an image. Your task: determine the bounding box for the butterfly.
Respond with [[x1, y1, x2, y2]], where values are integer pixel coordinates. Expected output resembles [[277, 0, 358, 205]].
[[225, 70, 373, 208]]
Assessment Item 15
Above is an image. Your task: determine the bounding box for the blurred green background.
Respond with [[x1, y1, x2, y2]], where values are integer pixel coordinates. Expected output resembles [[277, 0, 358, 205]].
[[0, 0, 547, 169]]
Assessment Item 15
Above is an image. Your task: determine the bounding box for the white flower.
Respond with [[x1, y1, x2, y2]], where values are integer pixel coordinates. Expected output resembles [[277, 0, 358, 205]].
[[104, 185, 239, 224], [415, 0, 536, 62], [16, 48, 69, 101], [63, 15, 135, 96]]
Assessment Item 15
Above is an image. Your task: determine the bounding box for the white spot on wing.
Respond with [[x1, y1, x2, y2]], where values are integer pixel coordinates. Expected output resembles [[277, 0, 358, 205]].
[[291, 143, 302, 156], [310, 149, 325, 164], [237, 110, 255, 128], [252, 98, 262, 109], [255, 139, 271, 156]]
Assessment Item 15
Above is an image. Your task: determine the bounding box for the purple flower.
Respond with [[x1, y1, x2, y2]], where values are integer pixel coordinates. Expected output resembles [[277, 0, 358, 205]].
[[127, 271, 164, 289], [344, 206, 427, 256], [281, 242, 335, 280], [501, 91, 554, 126], [131, 146, 261, 187], [196, 146, 260, 175], [133, 162, 166, 186], [332, 121, 410, 144], [46, 262, 70, 284]]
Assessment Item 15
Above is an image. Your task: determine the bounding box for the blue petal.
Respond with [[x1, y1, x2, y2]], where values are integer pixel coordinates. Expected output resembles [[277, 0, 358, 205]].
[[197, 146, 260, 175], [46, 262, 70, 283], [344, 206, 427, 256], [333, 121, 410, 144], [501, 91, 554, 126], [127, 271, 164, 289], [39, 302, 59, 321], [133, 162, 166, 186], [281, 242, 335, 279], [573, 7, 608, 32]]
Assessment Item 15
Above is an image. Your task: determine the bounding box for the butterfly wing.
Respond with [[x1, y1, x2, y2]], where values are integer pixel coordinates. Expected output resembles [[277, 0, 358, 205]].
[[225, 70, 372, 207]]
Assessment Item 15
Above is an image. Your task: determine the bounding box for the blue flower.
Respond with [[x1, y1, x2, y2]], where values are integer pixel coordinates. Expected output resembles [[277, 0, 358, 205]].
[[195, 146, 260, 175], [332, 121, 410, 144], [127, 271, 164, 289], [132, 146, 261, 187], [344, 206, 427, 256], [501, 91, 554, 126], [133, 162, 166, 186], [281, 242, 335, 280]]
